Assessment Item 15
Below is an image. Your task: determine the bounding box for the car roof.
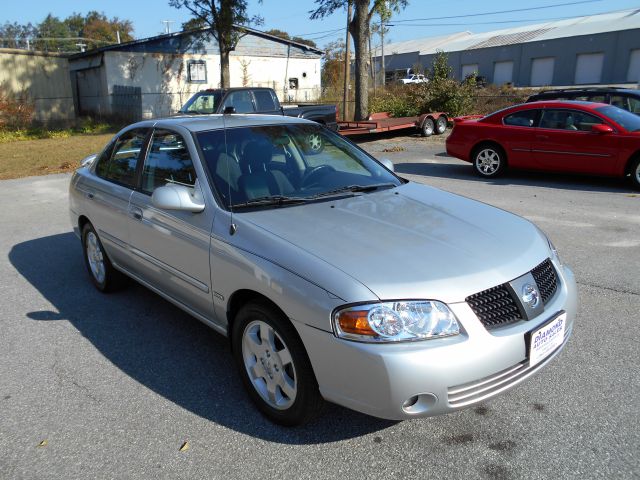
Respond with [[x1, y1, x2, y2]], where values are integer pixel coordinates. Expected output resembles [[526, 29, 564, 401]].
[[518, 100, 608, 109], [532, 88, 639, 96], [124, 114, 316, 133]]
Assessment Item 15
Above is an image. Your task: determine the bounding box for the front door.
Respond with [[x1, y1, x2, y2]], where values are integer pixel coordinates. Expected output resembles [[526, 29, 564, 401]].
[[127, 128, 216, 319], [533, 109, 619, 175]]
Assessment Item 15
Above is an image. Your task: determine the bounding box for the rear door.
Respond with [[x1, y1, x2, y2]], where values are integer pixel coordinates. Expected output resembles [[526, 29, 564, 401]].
[[253, 89, 282, 115], [87, 128, 149, 267], [533, 108, 619, 175], [499, 109, 539, 167], [127, 128, 216, 319]]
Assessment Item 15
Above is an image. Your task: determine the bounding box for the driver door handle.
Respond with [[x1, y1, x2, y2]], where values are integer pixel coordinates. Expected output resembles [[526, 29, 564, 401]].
[[129, 206, 143, 221]]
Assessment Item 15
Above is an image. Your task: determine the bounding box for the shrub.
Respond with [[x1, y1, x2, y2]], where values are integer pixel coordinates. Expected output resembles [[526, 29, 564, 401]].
[[0, 85, 34, 130]]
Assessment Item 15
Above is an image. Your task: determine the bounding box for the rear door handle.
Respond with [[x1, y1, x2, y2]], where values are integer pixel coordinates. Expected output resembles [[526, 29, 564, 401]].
[[129, 207, 143, 221], [536, 135, 549, 141]]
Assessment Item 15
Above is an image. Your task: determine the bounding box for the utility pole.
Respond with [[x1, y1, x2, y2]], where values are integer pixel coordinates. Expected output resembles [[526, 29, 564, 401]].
[[342, 0, 352, 121], [161, 20, 175, 34], [369, 32, 375, 95], [380, 20, 385, 86]]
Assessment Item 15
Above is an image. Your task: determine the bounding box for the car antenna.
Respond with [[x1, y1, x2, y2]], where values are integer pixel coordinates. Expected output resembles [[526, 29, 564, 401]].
[[221, 114, 237, 235]]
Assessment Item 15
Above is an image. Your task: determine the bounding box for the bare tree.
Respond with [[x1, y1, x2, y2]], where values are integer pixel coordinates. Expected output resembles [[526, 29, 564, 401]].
[[311, 0, 407, 120], [169, 0, 262, 88]]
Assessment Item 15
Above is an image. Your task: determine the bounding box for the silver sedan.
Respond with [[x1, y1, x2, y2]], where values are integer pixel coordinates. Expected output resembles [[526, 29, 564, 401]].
[[69, 114, 577, 426]]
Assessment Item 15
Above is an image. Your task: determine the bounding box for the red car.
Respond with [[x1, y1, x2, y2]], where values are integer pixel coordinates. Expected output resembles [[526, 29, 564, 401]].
[[446, 101, 640, 189]]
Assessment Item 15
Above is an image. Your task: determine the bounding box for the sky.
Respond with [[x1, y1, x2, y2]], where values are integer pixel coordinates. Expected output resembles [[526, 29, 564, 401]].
[[3, 0, 640, 50]]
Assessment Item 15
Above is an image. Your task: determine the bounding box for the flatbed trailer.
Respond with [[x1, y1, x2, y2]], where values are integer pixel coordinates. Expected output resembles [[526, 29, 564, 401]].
[[337, 112, 448, 137]]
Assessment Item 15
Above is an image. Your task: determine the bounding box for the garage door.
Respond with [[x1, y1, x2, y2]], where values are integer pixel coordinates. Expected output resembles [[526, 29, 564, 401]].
[[530, 57, 554, 86], [493, 61, 514, 85], [461, 64, 479, 79], [575, 53, 604, 84], [627, 49, 640, 83]]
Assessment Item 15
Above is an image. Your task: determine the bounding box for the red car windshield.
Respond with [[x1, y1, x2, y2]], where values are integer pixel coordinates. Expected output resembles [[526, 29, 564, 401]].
[[596, 105, 640, 132]]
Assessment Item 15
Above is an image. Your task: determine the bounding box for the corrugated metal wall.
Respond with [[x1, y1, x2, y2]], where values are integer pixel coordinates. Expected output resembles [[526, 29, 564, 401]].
[[0, 48, 75, 123]]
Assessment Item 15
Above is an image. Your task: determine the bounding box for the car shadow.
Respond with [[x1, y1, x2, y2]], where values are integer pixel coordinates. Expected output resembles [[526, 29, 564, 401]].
[[395, 161, 637, 194], [8, 232, 396, 444]]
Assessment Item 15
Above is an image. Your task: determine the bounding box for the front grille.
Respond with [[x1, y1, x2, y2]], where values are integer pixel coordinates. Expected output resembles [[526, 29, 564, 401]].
[[531, 258, 558, 304], [466, 285, 522, 328]]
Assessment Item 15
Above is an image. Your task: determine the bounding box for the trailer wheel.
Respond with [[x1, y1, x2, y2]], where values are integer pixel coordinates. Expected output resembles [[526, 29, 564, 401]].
[[420, 118, 435, 137], [435, 116, 447, 135]]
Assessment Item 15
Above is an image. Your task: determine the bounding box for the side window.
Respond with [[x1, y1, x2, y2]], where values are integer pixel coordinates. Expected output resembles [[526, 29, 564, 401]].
[[141, 129, 196, 193], [610, 95, 630, 111], [504, 110, 538, 127], [186, 94, 218, 114], [253, 90, 277, 112], [94, 140, 116, 178], [98, 129, 148, 187], [628, 97, 640, 114], [223, 91, 255, 113], [539, 109, 602, 131]]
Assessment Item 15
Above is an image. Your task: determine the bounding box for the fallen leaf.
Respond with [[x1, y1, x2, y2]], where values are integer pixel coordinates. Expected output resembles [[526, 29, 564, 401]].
[[179, 441, 189, 452], [37, 440, 48, 447]]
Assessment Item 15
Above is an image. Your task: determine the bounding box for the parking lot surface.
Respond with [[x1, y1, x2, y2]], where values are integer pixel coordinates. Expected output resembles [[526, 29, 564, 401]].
[[1, 134, 638, 479]]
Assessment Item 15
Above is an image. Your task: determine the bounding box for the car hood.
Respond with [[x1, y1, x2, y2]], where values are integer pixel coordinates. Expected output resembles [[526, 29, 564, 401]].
[[238, 182, 549, 303]]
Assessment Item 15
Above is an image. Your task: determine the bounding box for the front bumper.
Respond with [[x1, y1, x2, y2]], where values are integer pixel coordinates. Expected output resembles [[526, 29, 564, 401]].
[[297, 262, 577, 420]]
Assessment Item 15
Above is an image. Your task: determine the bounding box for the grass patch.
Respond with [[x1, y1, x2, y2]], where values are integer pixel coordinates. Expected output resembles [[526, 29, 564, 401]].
[[0, 121, 116, 144], [0, 133, 114, 180]]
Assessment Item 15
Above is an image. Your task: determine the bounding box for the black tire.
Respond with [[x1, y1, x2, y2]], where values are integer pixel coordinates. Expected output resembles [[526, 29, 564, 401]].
[[472, 144, 506, 178], [420, 118, 435, 137], [630, 156, 640, 191], [434, 115, 447, 135], [81, 223, 127, 292], [232, 300, 324, 426]]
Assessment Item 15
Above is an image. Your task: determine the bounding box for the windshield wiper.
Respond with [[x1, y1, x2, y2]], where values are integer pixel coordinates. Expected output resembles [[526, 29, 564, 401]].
[[311, 183, 397, 199], [231, 195, 310, 209]]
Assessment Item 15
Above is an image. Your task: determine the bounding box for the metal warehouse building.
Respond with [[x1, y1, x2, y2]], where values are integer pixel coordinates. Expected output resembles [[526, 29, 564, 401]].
[[373, 8, 640, 87]]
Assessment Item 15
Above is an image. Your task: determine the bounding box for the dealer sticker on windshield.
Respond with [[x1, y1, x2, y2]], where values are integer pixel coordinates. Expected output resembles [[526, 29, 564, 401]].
[[529, 313, 566, 367]]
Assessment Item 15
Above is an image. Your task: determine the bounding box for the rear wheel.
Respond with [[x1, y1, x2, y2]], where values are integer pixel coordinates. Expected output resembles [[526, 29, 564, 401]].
[[630, 157, 640, 190], [306, 132, 324, 154], [81, 223, 127, 292], [435, 116, 447, 135], [420, 118, 435, 137], [473, 144, 506, 178], [232, 301, 324, 426]]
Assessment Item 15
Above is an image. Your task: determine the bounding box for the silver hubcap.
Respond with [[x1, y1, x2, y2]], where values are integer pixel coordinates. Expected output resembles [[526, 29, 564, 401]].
[[86, 231, 105, 284], [476, 149, 501, 175], [242, 320, 297, 410], [424, 121, 434, 135], [437, 118, 446, 133], [308, 134, 322, 152], [635, 162, 640, 184]]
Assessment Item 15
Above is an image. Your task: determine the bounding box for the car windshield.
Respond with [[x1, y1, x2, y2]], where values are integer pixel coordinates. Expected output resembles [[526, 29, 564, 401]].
[[596, 105, 640, 132], [181, 92, 222, 114], [196, 124, 401, 209]]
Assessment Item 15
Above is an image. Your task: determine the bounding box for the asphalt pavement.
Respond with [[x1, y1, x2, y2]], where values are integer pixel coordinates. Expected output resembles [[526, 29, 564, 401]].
[[0, 135, 638, 479]]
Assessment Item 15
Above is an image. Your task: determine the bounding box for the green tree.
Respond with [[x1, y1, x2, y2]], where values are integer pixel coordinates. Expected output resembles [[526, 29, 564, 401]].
[[169, 0, 263, 88], [311, 0, 408, 120], [321, 40, 346, 94], [264, 29, 317, 48]]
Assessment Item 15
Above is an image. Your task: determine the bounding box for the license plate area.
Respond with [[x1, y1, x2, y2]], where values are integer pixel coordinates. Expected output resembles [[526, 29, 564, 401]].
[[527, 312, 567, 367]]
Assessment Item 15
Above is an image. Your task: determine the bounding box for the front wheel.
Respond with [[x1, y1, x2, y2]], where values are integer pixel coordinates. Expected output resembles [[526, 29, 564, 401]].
[[305, 132, 324, 154], [232, 301, 324, 426], [473, 145, 506, 178], [630, 157, 640, 190], [420, 118, 435, 137]]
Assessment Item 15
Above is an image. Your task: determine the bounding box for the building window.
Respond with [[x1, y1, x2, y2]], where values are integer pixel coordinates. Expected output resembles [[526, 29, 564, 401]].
[[288, 78, 299, 89], [493, 61, 514, 85], [187, 60, 207, 83], [530, 57, 555, 86], [574, 53, 604, 84], [461, 64, 479, 80], [627, 49, 640, 83]]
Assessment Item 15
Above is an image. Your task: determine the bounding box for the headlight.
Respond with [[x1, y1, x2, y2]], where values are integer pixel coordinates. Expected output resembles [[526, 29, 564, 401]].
[[333, 301, 460, 343], [536, 226, 562, 266]]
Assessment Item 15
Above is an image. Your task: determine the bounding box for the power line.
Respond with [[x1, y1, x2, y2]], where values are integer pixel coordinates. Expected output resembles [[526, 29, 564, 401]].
[[388, 0, 602, 23], [386, 16, 577, 27]]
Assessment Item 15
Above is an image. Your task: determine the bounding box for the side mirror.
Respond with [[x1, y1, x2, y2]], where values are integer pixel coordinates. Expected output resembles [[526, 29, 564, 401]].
[[591, 124, 613, 134], [223, 106, 236, 114], [380, 158, 395, 172], [151, 181, 205, 213]]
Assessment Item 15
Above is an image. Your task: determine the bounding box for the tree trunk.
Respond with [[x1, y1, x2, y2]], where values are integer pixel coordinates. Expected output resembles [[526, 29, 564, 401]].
[[220, 47, 231, 88], [350, 0, 370, 121]]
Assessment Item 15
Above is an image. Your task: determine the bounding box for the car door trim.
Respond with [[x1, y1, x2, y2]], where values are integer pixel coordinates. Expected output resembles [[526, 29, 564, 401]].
[[129, 246, 210, 293], [531, 149, 611, 158], [97, 229, 128, 249]]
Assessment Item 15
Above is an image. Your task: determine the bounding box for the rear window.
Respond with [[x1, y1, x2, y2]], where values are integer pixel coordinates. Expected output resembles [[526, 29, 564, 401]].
[[253, 90, 277, 111]]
